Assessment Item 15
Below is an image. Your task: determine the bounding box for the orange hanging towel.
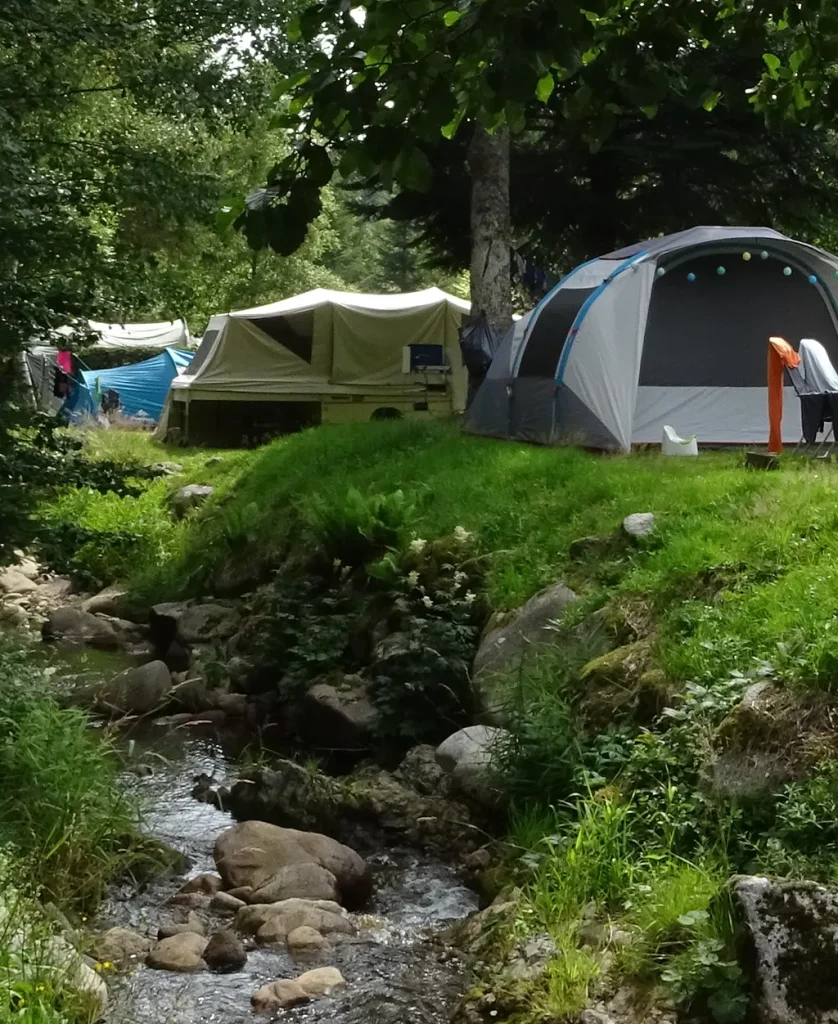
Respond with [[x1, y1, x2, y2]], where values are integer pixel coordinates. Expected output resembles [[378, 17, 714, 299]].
[[767, 336, 801, 453]]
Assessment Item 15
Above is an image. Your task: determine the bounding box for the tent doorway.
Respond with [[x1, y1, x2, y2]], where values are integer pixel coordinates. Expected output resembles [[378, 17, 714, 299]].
[[640, 252, 838, 388]]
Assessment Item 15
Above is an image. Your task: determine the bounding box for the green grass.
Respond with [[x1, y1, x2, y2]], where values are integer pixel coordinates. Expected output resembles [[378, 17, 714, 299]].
[[50, 419, 838, 688]]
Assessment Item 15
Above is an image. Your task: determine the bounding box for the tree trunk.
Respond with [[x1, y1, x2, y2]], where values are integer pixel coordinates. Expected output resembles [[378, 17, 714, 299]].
[[467, 124, 512, 336]]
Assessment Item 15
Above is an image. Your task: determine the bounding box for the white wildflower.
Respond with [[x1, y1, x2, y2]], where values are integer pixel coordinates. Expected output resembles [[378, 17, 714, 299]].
[[407, 570, 420, 586], [453, 525, 473, 543], [453, 570, 467, 587], [464, 591, 476, 605], [332, 557, 342, 569], [409, 538, 427, 554], [422, 595, 434, 608]]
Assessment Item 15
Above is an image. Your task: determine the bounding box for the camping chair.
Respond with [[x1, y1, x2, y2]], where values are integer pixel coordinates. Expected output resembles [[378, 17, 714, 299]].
[[785, 338, 838, 456]]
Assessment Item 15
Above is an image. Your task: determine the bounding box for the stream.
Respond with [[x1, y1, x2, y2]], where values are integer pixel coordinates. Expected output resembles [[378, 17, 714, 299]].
[[95, 723, 478, 1024]]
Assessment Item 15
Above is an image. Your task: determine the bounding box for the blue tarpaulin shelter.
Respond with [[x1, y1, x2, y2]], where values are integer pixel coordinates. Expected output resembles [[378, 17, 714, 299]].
[[66, 347, 193, 423]]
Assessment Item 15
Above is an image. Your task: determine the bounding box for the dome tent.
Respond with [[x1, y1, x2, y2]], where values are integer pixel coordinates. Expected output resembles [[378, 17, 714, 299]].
[[465, 227, 838, 451]]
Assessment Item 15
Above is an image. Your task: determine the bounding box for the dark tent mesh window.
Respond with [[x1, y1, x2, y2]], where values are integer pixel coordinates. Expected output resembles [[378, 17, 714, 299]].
[[639, 254, 838, 387], [248, 316, 313, 364], [518, 287, 594, 377]]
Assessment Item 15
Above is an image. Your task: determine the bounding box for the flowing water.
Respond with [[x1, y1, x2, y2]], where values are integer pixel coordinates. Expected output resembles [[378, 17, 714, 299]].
[[100, 725, 478, 1024]]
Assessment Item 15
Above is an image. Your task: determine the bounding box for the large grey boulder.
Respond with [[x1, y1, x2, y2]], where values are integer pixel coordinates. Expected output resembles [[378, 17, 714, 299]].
[[0, 568, 37, 595], [171, 484, 214, 518], [82, 584, 132, 618], [95, 660, 173, 716], [146, 932, 208, 972], [436, 725, 511, 805], [472, 581, 576, 721], [42, 607, 119, 648], [93, 927, 151, 965], [731, 875, 838, 1023], [622, 512, 655, 539], [249, 864, 340, 905], [150, 601, 239, 644], [294, 678, 378, 751], [213, 821, 371, 908]]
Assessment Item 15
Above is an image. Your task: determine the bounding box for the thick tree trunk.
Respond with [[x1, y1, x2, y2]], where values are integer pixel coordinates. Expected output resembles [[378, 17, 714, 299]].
[[467, 124, 512, 336]]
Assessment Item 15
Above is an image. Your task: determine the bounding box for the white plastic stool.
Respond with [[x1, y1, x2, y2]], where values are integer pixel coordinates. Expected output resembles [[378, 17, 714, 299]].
[[662, 424, 698, 456]]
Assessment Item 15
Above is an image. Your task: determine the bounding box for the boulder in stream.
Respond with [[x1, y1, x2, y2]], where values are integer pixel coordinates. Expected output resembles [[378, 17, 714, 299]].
[[147, 932, 208, 972], [234, 898, 353, 945], [214, 821, 371, 909], [93, 927, 152, 965], [179, 873, 223, 895], [293, 677, 378, 751], [42, 607, 120, 648], [203, 929, 246, 972], [252, 967, 345, 1012], [249, 864, 340, 905], [94, 660, 173, 717], [158, 911, 206, 939], [287, 925, 328, 955], [211, 891, 246, 914], [436, 725, 511, 805]]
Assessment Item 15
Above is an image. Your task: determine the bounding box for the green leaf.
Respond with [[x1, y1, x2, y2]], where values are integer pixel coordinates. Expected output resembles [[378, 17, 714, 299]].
[[443, 10, 462, 26], [302, 143, 334, 187], [395, 146, 433, 192], [640, 103, 658, 119], [701, 90, 722, 111], [272, 71, 310, 99], [441, 107, 465, 139], [763, 53, 781, 78], [287, 16, 301, 41], [536, 72, 555, 103], [216, 197, 245, 233]]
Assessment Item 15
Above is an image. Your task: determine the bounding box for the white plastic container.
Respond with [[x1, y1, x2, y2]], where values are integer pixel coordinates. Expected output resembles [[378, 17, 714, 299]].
[[662, 424, 698, 456]]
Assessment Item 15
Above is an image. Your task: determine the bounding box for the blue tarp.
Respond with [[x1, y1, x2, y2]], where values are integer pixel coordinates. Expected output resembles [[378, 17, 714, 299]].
[[66, 347, 193, 423]]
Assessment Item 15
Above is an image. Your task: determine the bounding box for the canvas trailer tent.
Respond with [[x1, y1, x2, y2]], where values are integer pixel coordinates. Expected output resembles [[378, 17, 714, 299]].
[[157, 288, 470, 445], [466, 226, 838, 451]]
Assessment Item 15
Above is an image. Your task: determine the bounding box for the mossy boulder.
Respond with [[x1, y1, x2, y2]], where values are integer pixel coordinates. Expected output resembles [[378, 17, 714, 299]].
[[577, 641, 666, 726], [732, 875, 838, 1023]]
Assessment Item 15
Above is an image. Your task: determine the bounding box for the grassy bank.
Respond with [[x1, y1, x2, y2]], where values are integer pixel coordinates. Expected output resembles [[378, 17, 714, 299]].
[[37, 420, 838, 1022], [0, 641, 157, 1023], [49, 420, 838, 687]]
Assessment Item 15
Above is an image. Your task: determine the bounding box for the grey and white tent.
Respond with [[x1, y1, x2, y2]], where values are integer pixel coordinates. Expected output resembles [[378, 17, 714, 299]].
[[466, 226, 838, 450]]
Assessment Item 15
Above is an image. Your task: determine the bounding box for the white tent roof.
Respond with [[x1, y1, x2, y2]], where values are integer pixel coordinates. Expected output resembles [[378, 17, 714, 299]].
[[87, 319, 191, 349], [229, 287, 470, 319]]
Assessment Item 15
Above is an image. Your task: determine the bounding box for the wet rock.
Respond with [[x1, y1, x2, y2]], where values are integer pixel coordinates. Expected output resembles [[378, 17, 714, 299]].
[[436, 725, 510, 805], [214, 821, 371, 909], [234, 898, 353, 945], [147, 932, 208, 972], [81, 584, 131, 618], [622, 512, 655, 539], [252, 967, 345, 1012], [171, 484, 214, 517], [397, 744, 449, 796], [170, 675, 209, 713], [94, 660, 173, 717], [203, 929, 246, 972], [180, 873, 223, 895], [0, 568, 37, 595], [226, 759, 479, 855], [168, 892, 212, 910], [42, 607, 119, 648], [249, 864, 340, 905], [227, 886, 253, 902], [214, 692, 248, 717], [158, 911, 206, 939], [211, 892, 246, 913], [93, 927, 151, 964], [287, 925, 327, 954], [472, 581, 577, 722], [732, 874, 838, 1023], [294, 677, 378, 751]]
